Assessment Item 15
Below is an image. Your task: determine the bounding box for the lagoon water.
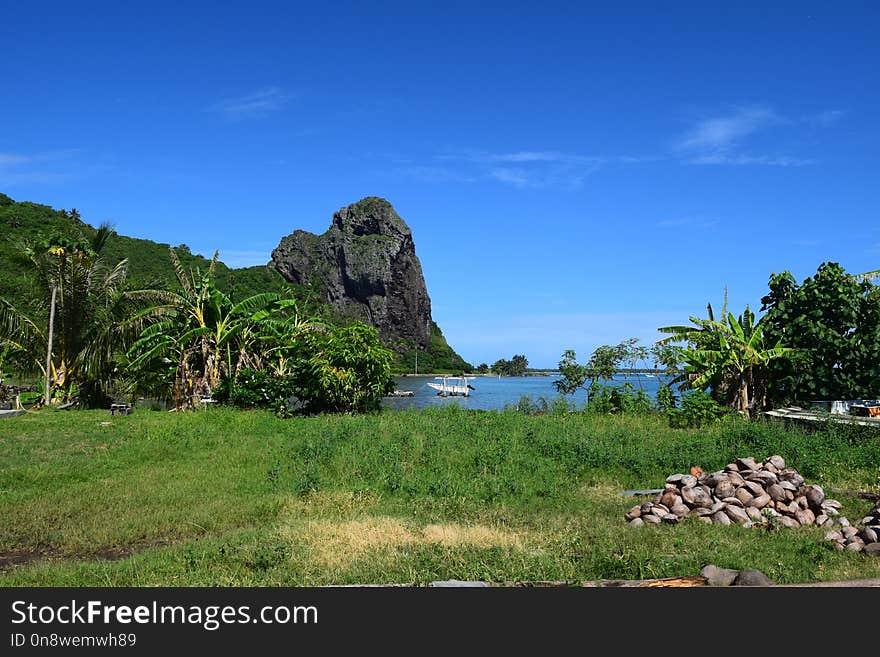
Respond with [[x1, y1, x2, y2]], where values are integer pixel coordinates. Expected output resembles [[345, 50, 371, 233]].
[[382, 373, 668, 411]]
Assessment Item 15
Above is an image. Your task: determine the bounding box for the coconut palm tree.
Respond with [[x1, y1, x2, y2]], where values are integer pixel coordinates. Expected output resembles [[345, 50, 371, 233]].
[[0, 224, 130, 405]]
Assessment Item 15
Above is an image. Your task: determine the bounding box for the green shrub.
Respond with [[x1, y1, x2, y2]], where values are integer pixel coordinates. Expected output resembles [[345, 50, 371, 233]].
[[586, 382, 652, 415], [291, 323, 395, 414], [667, 390, 730, 428], [215, 369, 297, 411]]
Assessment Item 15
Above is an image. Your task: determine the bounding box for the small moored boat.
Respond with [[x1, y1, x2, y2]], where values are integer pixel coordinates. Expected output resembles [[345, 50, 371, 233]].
[[426, 375, 476, 397]]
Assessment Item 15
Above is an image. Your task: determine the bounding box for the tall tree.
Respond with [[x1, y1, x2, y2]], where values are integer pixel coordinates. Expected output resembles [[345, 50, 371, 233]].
[[0, 225, 129, 405], [760, 262, 880, 403]]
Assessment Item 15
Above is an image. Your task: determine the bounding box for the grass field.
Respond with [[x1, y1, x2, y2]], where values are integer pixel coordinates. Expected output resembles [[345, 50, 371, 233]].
[[1, 406, 879, 586]]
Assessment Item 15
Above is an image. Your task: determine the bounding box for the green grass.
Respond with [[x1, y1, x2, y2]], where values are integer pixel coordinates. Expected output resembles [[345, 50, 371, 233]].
[[1, 406, 879, 585]]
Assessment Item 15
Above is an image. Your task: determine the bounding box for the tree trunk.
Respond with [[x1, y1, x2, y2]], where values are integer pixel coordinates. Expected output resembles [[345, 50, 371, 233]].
[[44, 281, 58, 405]]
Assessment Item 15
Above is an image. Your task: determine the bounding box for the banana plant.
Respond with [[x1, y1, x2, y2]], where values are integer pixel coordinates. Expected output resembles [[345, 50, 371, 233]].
[[677, 307, 794, 416]]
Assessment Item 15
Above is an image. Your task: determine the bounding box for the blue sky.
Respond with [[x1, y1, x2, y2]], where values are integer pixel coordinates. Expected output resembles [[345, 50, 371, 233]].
[[2, 2, 879, 367]]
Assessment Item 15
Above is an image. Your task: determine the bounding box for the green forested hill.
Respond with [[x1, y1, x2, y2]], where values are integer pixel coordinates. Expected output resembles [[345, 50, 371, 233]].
[[0, 193, 470, 372]]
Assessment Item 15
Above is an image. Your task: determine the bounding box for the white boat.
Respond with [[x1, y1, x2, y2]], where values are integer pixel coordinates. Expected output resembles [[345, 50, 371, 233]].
[[426, 375, 476, 397]]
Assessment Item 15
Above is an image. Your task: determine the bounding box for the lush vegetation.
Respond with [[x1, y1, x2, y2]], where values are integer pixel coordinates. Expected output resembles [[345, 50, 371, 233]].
[[760, 262, 880, 404], [0, 194, 466, 390], [0, 195, 471, 408], [396, 322, 472, 374], [2, 407, 878, 586], [491, 354, 529, 377], [554, 262, 880, 420]]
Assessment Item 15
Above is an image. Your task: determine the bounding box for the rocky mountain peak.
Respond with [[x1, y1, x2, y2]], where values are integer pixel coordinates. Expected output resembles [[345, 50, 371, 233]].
[[270, 197, 433, 349]]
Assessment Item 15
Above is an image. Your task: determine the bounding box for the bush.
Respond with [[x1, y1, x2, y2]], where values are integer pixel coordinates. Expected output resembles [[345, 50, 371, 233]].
[[667, 390, 730, 428], [291, 323, 395, 414], [586, 382, 652, 415], [215, 368, 297, 411]]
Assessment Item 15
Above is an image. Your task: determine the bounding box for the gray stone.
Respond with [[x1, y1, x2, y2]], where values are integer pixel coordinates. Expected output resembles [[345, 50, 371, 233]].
[[794, 508, 816, 526], [842, 526, 859, 539], [671, 504, 691, 518], [271, 197, 438, 349], [642, 514, 661, 524], [625, 505, 642, 521], [796, 496, 809, 510], [666, 473, 685, 484], [700, 564, 739, 587], [822, 498, 842, 510], [767, 455, 786, 470], [715, 481, 736, 499], [629, 517, 645, 528], [767, 484, 787, 503], [735, 487, 754, 505], [865, 543, 880, 556], [640, 502, 654, 515], [727, 472, 746, 487], [680, 474, 698, 488], [726, 506, 751, 525], [712, 511, 732, 526], [725, 463, 739, 472], [733, 569, 775, 586], [846, 542, 864, 552], [661, 513, 679, 524], [863, 527, 879, 543], [736, 457, 760, 471], [823, 530, 843, 543], [687, 486, 713, 508], [697, 516, 713, 524], [832, 541, 845, 551], [804, 485, 825, 509], [660, 490, 681, 508], [778, 480, 798, 492], [746, 507, 764, 523], [709, 501, 727, 514], [680, 486, 698, 506], [744, 481, 766, 497], [778, 516, 800, 528], [747, 471, 778, 486], [746, 493, 772, 509], [722, 497, 744, 508], [814, 513, 828, 527]]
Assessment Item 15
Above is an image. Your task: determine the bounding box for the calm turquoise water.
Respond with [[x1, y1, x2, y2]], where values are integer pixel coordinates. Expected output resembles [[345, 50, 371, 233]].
[[382, 373, 668, 411]]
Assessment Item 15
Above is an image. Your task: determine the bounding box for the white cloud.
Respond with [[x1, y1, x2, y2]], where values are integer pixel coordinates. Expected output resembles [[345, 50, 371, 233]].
[[488, 167, 532, 187], [677, 106, 780, 152], [0, 150, 81, 186], [656, 217, 719, 228], [210, 87, 289, 120], [688, 153, 815, 167]]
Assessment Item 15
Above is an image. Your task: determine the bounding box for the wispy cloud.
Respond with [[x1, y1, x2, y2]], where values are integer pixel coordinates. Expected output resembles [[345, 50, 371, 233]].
[[433, 149, 608, 188], [676, 106, 781, 152], [688, 153, 815, 167], [674, 106, 821, 167], [210, 87, 290, 120], [396, 166, 478, 184], [488, 167, 532, 187], [807, 109, 846, 126], [0, 150, 81, 186], [656, 217, 719, 228]]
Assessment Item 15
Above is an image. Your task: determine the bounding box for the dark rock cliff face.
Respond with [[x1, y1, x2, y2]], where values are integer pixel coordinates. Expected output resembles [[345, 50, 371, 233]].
[[270, 197, 433, 348]]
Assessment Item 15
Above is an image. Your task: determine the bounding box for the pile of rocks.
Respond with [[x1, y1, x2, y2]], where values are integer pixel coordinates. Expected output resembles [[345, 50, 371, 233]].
[[626, 455, 846, 530], [823, 500, 880, 555]]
